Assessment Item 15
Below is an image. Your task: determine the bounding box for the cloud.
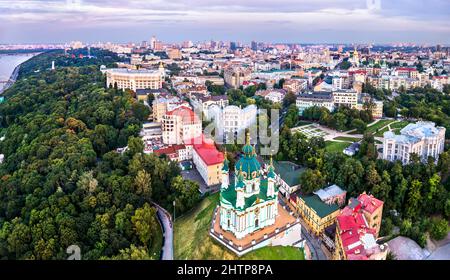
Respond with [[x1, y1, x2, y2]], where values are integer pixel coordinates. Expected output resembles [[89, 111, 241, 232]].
[[0, 0, 449, 43]]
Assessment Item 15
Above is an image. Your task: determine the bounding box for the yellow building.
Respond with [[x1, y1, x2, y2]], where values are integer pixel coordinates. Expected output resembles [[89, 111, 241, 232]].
[[105, 68, 163, 92], [294, 193, 340, 236], [191, 136, 224, 187]]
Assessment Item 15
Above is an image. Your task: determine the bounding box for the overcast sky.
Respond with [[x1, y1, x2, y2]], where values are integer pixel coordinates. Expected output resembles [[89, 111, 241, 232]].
[[0, 0, 449, 44]]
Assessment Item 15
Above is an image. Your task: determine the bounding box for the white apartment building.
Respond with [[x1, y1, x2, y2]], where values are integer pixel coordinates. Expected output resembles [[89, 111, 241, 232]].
[[105, 68, 163, 92], [383, 121, 446, 165], [296, 92, 335, 115], [255, 89, 286, 103], [190, 95, 229, 120], [332, 89, 358, 108], [209, 105, 258, 139], [162, 106, 202, 145]]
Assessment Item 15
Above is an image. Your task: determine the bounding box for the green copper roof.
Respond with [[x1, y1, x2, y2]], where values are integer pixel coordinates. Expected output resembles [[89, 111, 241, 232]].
[[220, 179, 277, 210], [242, 143, 253, 155], [235, 155, 261, 180], [271, 161, 305, 187], [235, 172, 245, 189], [299, 194, 339, 218], [222, 156, 229, 172]]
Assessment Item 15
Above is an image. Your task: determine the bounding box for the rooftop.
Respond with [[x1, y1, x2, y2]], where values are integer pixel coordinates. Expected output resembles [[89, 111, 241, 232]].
[[297, 92, 333, 101], [357, 193, 384, 214], [313, 184, 346, 202], [106, 68, 162, 75], [271, 161, 305, 187], [298, 193, 340, 218], [191, 135, 224, 166], [166, 105, 200, 123]]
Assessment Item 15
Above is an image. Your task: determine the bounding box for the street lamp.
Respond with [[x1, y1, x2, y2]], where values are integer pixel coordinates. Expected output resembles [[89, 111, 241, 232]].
[[173, 200, 176, 222]]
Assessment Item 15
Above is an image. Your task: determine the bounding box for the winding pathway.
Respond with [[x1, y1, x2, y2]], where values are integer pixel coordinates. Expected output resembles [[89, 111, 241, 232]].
[[152, 202, 174, 260]]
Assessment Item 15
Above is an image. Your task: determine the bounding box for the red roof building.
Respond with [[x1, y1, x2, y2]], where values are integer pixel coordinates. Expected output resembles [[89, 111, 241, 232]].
[[162, 105, 202, 145], [334, 192, 387, 260], [191, 134, 224, 187]]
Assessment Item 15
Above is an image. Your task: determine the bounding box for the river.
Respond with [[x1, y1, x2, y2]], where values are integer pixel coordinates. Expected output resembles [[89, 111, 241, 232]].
[[0, 53, 36, 93]]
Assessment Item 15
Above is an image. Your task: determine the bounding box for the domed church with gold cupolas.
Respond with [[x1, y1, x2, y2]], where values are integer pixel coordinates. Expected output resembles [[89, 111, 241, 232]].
[[219, 132, 279, 239]]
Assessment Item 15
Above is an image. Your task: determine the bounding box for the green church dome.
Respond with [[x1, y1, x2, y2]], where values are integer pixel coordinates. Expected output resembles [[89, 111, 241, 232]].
[[235, 132, 261, 180]]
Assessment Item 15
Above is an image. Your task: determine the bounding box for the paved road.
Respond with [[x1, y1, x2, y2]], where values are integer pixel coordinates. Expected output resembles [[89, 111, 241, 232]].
[[153, 203, 174, 260]]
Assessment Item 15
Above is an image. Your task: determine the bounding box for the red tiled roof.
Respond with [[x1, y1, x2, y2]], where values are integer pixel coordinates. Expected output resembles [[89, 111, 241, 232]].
[[357, 193, 383, 214], [154, 144, 186, 157], [166, 105, 200, 123], [191, 134, 224, 166], [395, 67, 417, 72], [337, 208, 378, 259], [349, 70, 367, 75]]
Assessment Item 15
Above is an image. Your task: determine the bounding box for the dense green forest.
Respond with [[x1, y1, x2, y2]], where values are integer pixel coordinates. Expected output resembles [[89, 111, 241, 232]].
[[0, 50, 199, 259]]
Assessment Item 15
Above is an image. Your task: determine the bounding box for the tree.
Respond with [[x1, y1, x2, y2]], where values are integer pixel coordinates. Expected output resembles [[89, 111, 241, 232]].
[[351, 119, 367, 134], [406, 180, 422, 219], [77, 171, 98, 194], [283, 92, 297, 107], [131, 203, 158, 247], [430, 217, 449, 240], [134, 170, 152, 201], [372, 170, 391, 203], [300, 169, 325, 194], [105, 244, 152, 260], [358, 133, 378, 160], [127, 136, 144, 156]]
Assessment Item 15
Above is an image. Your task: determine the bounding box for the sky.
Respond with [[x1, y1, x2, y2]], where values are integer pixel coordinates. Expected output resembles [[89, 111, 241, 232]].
[[0, 0, 449, 44]]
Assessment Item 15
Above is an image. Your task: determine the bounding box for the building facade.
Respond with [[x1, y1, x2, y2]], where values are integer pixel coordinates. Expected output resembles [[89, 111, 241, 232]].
[[210, 105, 258, 138], [192, 136, 224, 187], [224, 66, 252, 89], [332, 89, 358, 108], [296, 92, 335, 115], [293, 190, 340, 236], [105, 68, 163, 92], [162, 106, 202, 145], [382, 121, 446, 165]]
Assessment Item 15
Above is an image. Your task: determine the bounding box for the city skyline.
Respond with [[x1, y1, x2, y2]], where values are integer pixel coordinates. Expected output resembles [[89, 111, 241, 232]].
[[1, 0, 450, 44]]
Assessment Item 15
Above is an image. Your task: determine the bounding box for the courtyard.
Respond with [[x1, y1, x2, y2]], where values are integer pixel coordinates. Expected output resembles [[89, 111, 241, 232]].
[[291, 123, 329, 138]]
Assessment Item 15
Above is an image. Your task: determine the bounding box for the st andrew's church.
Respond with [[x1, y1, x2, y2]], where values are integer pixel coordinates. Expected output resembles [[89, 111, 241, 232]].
[[219, 133, 279, 239]]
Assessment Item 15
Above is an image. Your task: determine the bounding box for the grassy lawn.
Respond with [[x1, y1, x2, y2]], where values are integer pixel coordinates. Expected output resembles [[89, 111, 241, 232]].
[[374, 126, 390, 137], [390, 121, 410, 130], [296, 120, 312, 127], [149, 217, 163, 259], [333, 136, 361, 142], [174, 193, 305, 260], [325, 141, 351, 153], [241, 246, 304, 260], [366, 119, 395, 134]]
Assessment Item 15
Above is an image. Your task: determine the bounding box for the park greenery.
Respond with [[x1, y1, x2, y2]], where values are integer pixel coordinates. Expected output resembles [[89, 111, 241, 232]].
[[0, 50, 200, 259], [301, 105, 373, 132]]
